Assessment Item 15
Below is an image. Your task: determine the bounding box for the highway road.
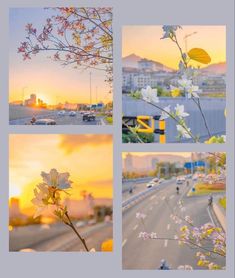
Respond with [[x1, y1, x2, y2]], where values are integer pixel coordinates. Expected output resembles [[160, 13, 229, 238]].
[[10, 221, 112, 252], [122, 179, 225, 269], [9, 112, 105, 125], [122, 178, 152, 202]]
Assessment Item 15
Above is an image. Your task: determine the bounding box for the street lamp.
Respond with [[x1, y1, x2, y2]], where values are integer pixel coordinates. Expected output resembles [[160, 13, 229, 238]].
[[183, 31, 197, 53], [89, 72, 92, 111], [22, 86, 28, 105]]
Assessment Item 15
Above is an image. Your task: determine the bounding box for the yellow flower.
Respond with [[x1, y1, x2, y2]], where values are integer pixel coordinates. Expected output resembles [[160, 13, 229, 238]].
[[101, 239, 113, 252], [180, 225, 188, 232], [171, 87, 181, 98]]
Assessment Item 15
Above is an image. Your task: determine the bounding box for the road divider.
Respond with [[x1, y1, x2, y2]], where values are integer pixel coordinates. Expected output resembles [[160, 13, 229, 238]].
[[122, 179, 175, 212]]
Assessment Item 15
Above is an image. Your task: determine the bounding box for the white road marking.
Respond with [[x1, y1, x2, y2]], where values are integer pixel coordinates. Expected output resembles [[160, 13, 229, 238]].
[[164, 239, 168, 247], [170, 195, 174, 199], [150, 195, 156, 200], [122, 239, 127, 247], [167, 224, 170, 230], [133, 224, 138, 231], [149, 206, 153, 211], [207, 207, 215, 226], [161, 196, 166, 201]]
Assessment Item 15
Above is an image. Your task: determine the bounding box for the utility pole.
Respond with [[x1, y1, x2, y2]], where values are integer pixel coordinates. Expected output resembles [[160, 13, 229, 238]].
[[89, 72, 92, 111]]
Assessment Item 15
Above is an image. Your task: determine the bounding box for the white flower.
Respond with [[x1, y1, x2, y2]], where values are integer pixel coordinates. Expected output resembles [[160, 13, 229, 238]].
[[41, 168, 73, 189], [176, 125, 191, 139], [31, 183, 56, 218], [221, 135, 226, 142], [138, 232, 149, 240], [141, 86, 159, 104], [188, 85, 201, 98], [161, 25, 181, 39], [160, 105, 171, 120], [178, 265, 193, 270], [150, 232, 157, 239], [175, 104, 189, 118], [178, 77, 192, 90], [136, 212, 146, 219]]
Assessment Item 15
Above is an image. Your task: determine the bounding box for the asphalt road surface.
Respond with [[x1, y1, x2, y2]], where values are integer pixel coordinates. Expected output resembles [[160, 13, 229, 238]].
[[10, 221, 112, 252], [122, 178, 153, 202], [122, 179, 225, 269], [9, 112, 105, 125]]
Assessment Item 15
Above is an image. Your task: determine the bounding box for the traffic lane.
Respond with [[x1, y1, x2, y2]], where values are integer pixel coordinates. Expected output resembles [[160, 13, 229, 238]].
[[10, 222, 111, 251], [10, 113, 103, 125], [32, 222, 112, 252], [122, 181, 150, 202], [171, 194, 225, 268], [70, 223, 113, 251], [123, 180, 225, 269], [123, 179, 182, 241], [122, 178, 176, 202], [123, 180, 183, 269]]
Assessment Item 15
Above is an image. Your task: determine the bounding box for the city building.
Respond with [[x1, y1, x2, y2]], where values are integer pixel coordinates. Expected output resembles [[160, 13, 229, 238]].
[[24, 93, 37, 107]]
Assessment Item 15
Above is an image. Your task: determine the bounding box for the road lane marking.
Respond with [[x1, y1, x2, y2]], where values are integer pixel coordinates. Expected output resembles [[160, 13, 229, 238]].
[[161, 196, 166, 201], [207, 207, 215, 226], [133, 225, 138, 231], [167, 224, 170, 230], [150, 195, 156, 200], [122, 239, 127, 247], [170, 195, 174, 199], [149, 206, 153, 211], [164, 239, 168, 247]]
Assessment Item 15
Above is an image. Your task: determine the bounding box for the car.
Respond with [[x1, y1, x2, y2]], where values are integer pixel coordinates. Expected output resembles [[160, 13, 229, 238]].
[[69, 111, 76, 117], [146, 178, 159, 188], [33, 119, 56, 125], [146, 182, 155, 188], [83, 112, 96, 121], [76, 221, 86, 228], [192, 174, 198, 181], [88, 219, 96, 225], [176, 176, 184, 184], [58, 110, 66, 116]]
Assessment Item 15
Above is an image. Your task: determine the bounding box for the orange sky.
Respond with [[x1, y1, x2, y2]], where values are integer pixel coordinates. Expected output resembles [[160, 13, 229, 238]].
[[9, 134, 113, 211], [9, 8, 112, 105], [122, 25, 226, 69], [122, 152, 192, 159]]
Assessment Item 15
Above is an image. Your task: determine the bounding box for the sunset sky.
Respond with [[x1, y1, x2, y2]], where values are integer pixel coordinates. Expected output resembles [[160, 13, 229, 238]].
[[122, 152, 191, 159], [9, 134, 113, 212], [122, 25, 226, 69], [9, 8, 112, 104]]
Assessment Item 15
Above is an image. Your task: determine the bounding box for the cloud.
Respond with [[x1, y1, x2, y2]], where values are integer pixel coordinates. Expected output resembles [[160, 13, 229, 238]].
[[59, 134, 113, 154]]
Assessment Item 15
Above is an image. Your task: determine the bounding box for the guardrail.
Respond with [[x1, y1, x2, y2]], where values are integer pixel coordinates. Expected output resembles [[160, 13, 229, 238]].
[[122, 179, 175, 211]]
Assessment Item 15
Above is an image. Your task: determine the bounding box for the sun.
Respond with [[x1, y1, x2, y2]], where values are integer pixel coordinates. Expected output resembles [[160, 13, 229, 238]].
[[9, 184, 21, 198]]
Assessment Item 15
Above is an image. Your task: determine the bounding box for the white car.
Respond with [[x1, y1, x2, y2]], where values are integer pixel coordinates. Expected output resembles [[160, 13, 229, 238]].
[[69, 111, 76, 116], [58, 110, 66, 116], [176, 176, 185, 184], [146, 178, 159, 188]]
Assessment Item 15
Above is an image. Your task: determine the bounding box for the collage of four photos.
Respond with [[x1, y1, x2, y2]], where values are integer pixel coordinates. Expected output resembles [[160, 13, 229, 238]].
[[9, 7, 227, 270]]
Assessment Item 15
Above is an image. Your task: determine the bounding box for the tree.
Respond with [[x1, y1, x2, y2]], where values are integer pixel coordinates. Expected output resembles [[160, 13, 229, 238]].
[[17, 7, 113, 88]]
